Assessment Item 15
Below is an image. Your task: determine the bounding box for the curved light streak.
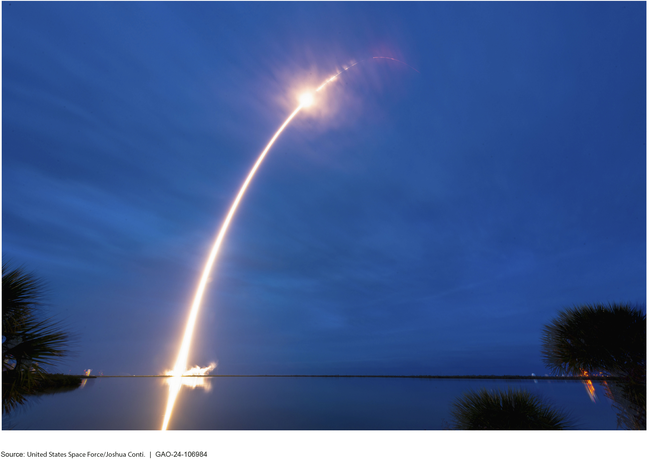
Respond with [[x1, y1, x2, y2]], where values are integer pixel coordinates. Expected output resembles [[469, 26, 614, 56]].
[[161, 55, 416, 429], [161, 104, 304, 430]]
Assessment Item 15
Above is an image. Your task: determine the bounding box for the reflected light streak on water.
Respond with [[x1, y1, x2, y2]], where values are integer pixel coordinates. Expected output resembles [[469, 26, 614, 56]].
[[164, 363, 217, 390], [581, 370, 597, 403]]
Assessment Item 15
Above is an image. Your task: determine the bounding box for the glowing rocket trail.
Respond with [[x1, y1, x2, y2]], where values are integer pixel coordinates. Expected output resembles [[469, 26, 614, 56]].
[[316, 61, 360, 91], [161, 56, 416, 430], [161, 71, 344, 430], [160, 104, 304, 430]]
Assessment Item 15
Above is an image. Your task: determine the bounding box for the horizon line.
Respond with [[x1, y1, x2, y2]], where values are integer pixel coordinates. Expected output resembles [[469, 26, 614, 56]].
[[77, 374, 616, 380]]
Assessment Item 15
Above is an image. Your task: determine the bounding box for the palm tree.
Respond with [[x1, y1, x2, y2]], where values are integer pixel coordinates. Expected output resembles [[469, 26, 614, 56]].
[[541, 303, 646, 429], [2, 263, 71, 413], [449, 387, 572, 429]]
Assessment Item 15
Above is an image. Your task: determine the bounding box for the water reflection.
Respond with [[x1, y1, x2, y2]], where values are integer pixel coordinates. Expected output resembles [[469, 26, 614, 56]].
[[164, 364, 217, 391], [581, 372, 597, 403], [578, 370, 645, 429], [600, 379, 645, 430], [78, 370, 93, 389], [3, 377, 622, 430]]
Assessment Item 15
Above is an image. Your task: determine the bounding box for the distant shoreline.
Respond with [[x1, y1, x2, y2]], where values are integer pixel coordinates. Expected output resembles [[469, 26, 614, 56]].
[[78, 374, 617, 380]]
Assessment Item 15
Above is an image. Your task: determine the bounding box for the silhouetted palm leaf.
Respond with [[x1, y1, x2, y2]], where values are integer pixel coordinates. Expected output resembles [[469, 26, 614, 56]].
[[541, 303, 645, 376], [2, 263, 44, 336], [541, 303, 646, 429], [450, 387, 572, 430], [2, 264, 72, 413]]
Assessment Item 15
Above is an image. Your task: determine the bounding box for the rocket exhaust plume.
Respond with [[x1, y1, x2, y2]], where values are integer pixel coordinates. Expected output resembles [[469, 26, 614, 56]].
[[161, 56, 416, 430]]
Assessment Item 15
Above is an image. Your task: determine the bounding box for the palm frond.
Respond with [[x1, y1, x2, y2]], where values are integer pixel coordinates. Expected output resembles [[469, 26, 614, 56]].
[[541, 303, 645, 376], [2, 263, 45, 335], [2, 263, 73, 413], [450, 387, 572, 430]]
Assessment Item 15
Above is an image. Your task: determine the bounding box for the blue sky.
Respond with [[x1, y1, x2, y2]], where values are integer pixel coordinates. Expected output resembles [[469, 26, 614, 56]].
[[2, 1, 645, 378]]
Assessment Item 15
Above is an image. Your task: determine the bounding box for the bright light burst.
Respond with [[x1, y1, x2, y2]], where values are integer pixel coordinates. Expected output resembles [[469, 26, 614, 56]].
[[299, 92, 314, 107]]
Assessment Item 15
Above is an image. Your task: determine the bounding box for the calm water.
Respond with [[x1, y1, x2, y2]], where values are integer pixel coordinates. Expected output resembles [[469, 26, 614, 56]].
[[3, 377, 620, 430]]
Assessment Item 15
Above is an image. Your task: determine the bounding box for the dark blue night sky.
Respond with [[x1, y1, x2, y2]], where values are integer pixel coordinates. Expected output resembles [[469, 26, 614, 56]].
[[2, 1, 645, 383]]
